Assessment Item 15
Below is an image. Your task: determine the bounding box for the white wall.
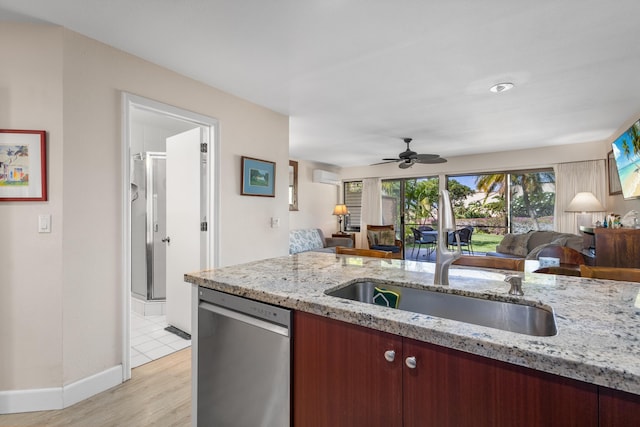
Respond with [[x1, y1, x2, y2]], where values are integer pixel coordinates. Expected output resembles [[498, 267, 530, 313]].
[[0, 23, 64, 392], [0, 22, 289, 407], [289, 159, 341, 237]]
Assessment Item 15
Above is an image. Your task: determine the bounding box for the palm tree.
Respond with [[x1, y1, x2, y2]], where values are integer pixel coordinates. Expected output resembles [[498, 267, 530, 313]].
[[622, 139, 631, 159], [631, 122, 640, 155], [476, 174, 506, 199], [511, 172, 554, 230], [475, 172, 554, 231], [622, 126, 640, 174]]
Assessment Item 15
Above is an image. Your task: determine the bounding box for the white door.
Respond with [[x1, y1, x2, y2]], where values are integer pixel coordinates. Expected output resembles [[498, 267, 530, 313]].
[[166, 127, 203, 334]]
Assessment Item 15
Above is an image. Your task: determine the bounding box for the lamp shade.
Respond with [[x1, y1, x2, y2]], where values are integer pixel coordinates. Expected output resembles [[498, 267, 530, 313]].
[[566, 192, 605, 213], [332, 204, 349, 216]]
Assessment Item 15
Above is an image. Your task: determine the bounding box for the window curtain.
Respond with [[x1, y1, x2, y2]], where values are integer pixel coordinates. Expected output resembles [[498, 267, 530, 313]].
[[554, 160, 607, 234], [360, 178, 382, 248]]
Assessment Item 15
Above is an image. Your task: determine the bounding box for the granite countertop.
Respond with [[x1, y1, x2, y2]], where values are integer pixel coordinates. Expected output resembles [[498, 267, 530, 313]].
[[184, 252, 640, 395]]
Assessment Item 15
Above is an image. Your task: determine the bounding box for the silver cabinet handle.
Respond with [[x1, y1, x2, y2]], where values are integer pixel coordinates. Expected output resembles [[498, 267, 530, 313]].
[[384, 350, 395, 362], [405, 356, 417, 369]]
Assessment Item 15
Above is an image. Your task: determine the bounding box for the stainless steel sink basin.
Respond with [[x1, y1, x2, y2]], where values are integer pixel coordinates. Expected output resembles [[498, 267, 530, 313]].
[[326, 281, 557, 337]]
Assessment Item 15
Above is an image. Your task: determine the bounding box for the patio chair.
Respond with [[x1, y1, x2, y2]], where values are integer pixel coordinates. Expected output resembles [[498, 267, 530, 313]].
[[448, 226, 474, 254], [411, 227, 436, 258]]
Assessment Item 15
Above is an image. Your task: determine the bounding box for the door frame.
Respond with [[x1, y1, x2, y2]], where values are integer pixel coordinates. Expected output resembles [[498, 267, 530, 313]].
[[121, 93, 219, 381]]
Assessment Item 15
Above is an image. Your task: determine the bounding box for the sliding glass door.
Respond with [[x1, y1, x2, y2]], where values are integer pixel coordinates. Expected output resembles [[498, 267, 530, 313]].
[[382, 176, 439, 260]]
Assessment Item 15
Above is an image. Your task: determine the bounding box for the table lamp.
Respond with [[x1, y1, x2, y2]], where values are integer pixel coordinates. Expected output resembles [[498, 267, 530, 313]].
[[332, 204, 349, 233], [566, 192, 605, 231]]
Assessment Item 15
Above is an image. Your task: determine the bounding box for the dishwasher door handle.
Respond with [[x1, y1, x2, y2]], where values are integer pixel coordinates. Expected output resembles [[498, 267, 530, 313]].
[[199, 301, 289, 337]]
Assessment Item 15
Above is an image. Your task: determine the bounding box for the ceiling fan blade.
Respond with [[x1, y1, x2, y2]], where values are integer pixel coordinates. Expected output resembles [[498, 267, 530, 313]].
[[415, 153, 440, 161], [371, 159, 400, 165], [416, 157, 448, 164]]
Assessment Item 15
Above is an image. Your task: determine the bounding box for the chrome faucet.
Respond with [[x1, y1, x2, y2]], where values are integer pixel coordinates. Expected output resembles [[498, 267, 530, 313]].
[[504, 275, 524, 296], [434, 190, 461, 286]]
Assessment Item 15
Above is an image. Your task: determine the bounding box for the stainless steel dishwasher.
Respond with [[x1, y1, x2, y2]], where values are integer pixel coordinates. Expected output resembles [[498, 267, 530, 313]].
[[197, 287, 291, 427]]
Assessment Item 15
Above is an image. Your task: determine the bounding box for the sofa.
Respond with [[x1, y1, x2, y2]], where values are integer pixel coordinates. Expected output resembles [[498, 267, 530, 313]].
[[289, 228, 354, 255], [486, 230, 583, 260]]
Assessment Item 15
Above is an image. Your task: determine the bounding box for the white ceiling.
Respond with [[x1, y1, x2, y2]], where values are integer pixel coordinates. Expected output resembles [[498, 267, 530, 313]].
[[2, 0, 640, 167]]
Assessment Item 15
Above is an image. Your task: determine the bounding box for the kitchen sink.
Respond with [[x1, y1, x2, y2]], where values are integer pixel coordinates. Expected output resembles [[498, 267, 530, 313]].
[[325, 280, 557, 337]]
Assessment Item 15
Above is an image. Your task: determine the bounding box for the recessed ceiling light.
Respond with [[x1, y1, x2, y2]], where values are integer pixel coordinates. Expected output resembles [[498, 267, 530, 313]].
[[489, 82, 514, 93]]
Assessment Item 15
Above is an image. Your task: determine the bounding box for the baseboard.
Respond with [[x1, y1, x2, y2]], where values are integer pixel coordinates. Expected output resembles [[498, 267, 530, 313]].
[[0, 365, 123, 414], [63, 365, 122, 408], [0, 387, 62, 414], [131, 297, 166, 316]]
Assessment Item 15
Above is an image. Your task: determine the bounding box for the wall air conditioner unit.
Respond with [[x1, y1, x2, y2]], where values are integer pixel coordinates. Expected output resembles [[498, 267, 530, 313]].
[[312, 169, 340, 186]]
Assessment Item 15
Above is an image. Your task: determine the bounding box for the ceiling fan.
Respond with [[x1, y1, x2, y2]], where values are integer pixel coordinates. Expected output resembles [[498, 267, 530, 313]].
[[375, 138, 447, 169]]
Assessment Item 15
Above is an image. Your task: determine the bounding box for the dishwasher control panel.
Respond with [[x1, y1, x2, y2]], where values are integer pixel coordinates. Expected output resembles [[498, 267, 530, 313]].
[[199, 287, 291, 328]]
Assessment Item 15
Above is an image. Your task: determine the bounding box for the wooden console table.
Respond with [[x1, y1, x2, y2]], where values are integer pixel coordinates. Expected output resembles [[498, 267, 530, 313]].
[[593, 228, 640, 268]]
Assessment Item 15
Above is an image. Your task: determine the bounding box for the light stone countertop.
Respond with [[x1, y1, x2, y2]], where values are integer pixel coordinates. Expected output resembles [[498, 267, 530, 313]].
[[184, 252, 640, 395]]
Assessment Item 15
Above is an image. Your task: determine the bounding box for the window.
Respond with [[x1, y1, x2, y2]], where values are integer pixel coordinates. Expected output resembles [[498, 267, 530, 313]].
[[509, 170, 556, 233], [446, 169, 555, 236], [344, 181, 362, 231]]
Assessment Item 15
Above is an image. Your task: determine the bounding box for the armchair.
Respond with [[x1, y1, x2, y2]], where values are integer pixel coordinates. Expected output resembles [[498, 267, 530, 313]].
[[366, 224, 403, 259]]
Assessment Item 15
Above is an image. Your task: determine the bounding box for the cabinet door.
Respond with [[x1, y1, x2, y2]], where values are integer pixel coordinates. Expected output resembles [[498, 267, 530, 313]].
[[293, 312, 403, 427], [403, 338, 598, 427], [600, 386, 640, 427], [595, 229, 640, 268], [403, 337, 497, 427]]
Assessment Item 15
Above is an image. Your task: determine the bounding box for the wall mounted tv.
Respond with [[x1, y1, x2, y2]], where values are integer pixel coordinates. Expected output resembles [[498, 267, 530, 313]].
[[611, 118, 640, 200]]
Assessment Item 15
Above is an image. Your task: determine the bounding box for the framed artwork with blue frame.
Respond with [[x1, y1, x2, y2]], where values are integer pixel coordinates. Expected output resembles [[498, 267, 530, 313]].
[[241, 156, 276, 197]]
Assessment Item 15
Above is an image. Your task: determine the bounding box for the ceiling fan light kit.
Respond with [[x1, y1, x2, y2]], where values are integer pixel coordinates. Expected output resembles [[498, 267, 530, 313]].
[[376, 137, 447, 169], [489, 82, 514, 93]]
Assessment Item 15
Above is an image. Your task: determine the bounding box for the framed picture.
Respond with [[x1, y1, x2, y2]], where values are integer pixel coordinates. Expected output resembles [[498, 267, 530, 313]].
[[608, 150, 623, 195], [241, 156, 276, 197], [0, 129, 47, 201]]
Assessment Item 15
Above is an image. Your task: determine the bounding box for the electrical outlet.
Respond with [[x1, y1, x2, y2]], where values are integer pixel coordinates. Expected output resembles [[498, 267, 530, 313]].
[[271, 217, 280, 228]]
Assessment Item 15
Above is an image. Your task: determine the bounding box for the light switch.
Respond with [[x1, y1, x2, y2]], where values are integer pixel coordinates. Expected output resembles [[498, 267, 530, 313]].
[[38, 214, 51, 233], [271, 217, 280, 228]]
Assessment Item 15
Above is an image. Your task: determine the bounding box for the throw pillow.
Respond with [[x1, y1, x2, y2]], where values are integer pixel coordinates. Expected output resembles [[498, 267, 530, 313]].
[[496, 233, 531, 257], [378, 230, 396, 246], [367, 231, 379, 246]]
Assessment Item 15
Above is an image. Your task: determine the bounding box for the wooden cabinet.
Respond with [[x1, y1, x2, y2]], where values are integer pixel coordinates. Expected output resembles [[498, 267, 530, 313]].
[[293, 312, 403, 427], [594, 228, 640, 268], [294, 312, 603, 427], [599, 386, 640, 427], [403, 338, 597, 427]]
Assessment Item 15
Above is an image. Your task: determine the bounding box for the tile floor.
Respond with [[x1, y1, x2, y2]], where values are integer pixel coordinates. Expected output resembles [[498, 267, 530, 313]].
[[131, 311, 191, 368]]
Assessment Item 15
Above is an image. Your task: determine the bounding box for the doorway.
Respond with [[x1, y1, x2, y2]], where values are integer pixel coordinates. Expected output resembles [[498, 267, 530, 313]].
[[122, 93, 219, 380], [382, 176, 440, 261]]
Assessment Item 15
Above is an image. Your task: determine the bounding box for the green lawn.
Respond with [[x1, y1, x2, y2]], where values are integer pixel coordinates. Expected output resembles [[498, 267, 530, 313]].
[[470, 233, 503, 253], [405, 232, 503, 254]]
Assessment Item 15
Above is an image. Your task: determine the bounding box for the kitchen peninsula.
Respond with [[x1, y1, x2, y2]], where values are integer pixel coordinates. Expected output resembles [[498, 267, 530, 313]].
[[185, 252, 640, 426]]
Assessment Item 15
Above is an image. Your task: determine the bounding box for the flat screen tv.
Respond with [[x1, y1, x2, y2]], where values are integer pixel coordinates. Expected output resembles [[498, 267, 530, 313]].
[[611, 118, 640, 200]]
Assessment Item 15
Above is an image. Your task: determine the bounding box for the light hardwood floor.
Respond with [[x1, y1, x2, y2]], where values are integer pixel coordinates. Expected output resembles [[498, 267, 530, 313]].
[[0, 348, 191, 427]]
